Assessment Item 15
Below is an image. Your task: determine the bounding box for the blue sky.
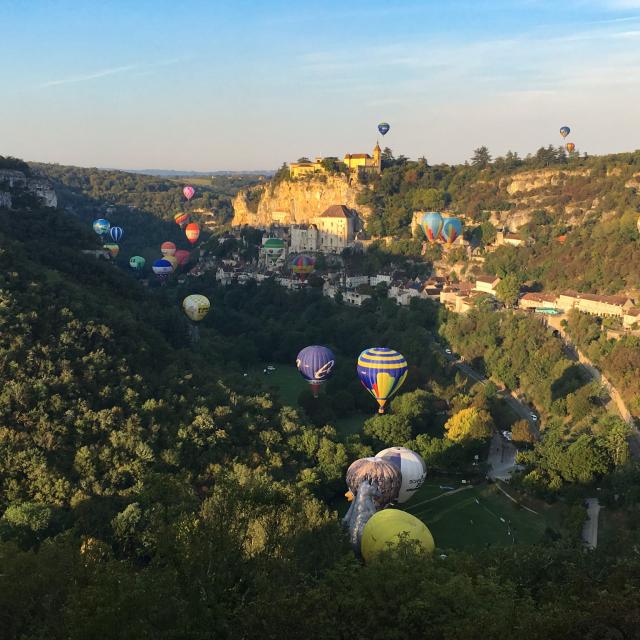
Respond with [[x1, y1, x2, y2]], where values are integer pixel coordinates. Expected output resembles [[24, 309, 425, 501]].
[[3, 0, 640, 170]]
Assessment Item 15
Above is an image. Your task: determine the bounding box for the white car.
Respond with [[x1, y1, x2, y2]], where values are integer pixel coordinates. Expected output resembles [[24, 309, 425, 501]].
[[502, 430, 513, 441], [266, 365, 276, 371], [445, 348, 452, 355], [530, 413, 538, 421]]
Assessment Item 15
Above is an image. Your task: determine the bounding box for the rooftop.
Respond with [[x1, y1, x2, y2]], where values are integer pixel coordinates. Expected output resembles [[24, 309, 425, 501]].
[[320, 204, 355, 218], [475, 274, 500, 284], [560, 290, 629, 306], [521, 292, 558, 303]]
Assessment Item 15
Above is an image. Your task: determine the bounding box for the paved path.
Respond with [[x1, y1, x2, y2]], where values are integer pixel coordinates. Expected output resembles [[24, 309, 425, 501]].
[[487, 432, 519, 481], [582, 498, 601, 549]]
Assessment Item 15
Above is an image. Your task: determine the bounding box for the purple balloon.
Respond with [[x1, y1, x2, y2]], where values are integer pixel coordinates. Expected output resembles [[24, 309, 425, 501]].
[[296, 345, 335, 396]]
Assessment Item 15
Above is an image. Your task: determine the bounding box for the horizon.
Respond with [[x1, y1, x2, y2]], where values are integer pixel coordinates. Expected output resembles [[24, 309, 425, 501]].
[[4, 1, 640, 170]]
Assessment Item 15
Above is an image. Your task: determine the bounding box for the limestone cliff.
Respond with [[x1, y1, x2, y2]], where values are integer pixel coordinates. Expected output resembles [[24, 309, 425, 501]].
[[0, 169, 57, 209], [232, 174, 371, 227]]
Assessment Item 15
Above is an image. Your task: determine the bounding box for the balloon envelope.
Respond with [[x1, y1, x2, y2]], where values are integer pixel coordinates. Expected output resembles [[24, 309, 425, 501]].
[[174, 211, 190, 227], [103, 243, 119, 258], [361, 509, 435, 562], [346, 457, 402, 508], [357, 348, 408, 413], [185, 223, 200, 245], [161, 241, 177, 256], [296, 345, 335, 396], [419, 212, 444, 243], [174, 249, 191, 267], [560, 126, 571, 138], [164, 255, 178, 269], [152, 258, 173, 278], [183, 185, 195, 201], [93, 219, 110, 236], [183, 294, 210, 322], [109, 226, 123, 243], [129, 256, 145, 270], [376, 447, 427, 503], [566, 142, 575, 153], [377, 122, 390, 136], [290, 254, 316, 279], [440, 217, 463, 244]]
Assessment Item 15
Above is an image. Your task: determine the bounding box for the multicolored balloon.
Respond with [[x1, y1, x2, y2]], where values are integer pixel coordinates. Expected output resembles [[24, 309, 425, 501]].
[[103, 243, 119, 258], [163, 255, 178, 270], [152, 258, 173, 280], [560, 126, 571, 138], [377, 122, 390, 136], [376, 447, 427, 504], [185, 223, 200, 245], [174, 211, 190, 227], [109, 226, 123, 243], [346, 457, 402, 509], [183, 294, 210, 322], [357, 348, 408, 414], [161, 241, 177, 256], [93, 219, 110, 236], [296, 345, 335, 397], [174, 249, 191, 267], [360, 509, 435, 562], [440, 217, 463, 244], [566, 142, 575, 153], [290, 254, 316, 280], [183, 185, 195, 201], [419, 212, 444, 243], [129, 256, 145, 270]]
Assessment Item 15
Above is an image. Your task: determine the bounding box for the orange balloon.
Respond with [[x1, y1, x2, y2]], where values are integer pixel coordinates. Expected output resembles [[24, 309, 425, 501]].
[[185, 223, 200, 245]]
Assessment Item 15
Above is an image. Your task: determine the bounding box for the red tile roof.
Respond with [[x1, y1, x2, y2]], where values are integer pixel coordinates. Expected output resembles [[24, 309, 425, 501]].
[[320, 204, 355, 218]]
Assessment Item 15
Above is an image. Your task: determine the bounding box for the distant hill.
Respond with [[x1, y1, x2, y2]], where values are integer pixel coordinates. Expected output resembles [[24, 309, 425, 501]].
[[124, 168, 275, 177]]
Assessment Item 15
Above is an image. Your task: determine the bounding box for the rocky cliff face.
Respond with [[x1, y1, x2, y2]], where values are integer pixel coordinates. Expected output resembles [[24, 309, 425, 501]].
[[0, 169, 57, 209], [232, 175, 371, 227]]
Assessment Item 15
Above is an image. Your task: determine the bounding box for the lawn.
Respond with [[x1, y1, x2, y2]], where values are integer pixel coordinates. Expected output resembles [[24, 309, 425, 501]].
[[405, 481, 554, 549]]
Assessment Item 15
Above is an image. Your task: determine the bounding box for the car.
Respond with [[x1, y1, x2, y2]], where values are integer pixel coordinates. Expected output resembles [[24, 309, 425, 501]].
[[266, 365, 276, 371], [501, 430, 513, 441], [530, 413, 538, 421], [445, 348, 452, 355]]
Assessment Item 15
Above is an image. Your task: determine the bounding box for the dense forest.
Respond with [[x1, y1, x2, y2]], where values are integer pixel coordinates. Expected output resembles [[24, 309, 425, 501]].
[[2, 160, 640, 637]]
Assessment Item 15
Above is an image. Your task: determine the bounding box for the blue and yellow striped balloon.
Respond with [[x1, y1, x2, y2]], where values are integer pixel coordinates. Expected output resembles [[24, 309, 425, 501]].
[[357, 348, 408, 414]]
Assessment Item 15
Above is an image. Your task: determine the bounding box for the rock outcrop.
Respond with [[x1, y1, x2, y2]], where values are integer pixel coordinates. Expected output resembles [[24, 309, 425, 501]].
[[0, 169, 57, 208], [504, 168, 591, 195], [232, 174, 371, 227]]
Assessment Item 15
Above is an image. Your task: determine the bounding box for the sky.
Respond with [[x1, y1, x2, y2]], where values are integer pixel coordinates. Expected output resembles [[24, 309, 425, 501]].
[[3, 0, 640, 170]]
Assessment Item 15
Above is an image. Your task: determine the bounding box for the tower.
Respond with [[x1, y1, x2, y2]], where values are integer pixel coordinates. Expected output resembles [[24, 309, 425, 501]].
[[373, 141, 382, 172]]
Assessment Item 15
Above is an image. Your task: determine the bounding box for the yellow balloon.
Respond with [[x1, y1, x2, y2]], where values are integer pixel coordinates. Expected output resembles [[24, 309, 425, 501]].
[[164, 255, 178, 269], [183, 294, 210, 322], [361, 509, 435, 562]]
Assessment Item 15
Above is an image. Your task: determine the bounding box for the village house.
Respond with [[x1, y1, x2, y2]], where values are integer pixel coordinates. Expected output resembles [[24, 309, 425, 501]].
[[623, 308, 640, 329], [290, 224, 319, 252], [345, 275, 369, 289], [556, 291, 634, 317], [370, 274, 392, 287], [519, 292, 560, 310], [496, 230, 526, 247], [474, 275, 502, 296], [343, 291, 372, 306], [289, 143, 382, 179]]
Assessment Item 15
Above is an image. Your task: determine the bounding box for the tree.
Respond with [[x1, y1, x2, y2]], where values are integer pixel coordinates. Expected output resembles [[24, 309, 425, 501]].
[[512, 419, 536, 445], [471, 146, 492, 168], [444, 407, 493, 443], [495, 273, 522, 307]]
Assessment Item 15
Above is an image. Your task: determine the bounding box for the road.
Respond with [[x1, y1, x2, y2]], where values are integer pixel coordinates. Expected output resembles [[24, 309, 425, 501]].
[[582, 498, 601, 549]]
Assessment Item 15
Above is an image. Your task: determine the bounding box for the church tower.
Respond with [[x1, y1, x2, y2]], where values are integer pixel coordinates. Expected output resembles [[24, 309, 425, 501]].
[[373, 141, 382, 173]]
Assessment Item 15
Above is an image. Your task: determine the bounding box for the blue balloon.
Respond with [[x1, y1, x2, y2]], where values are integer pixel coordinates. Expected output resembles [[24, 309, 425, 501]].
[[152, 258, 173, 280], [296, 345, 335, 397], [560, 126, 571, 138], [440, 217, 463, 244], [109, 226, 123, 243], [378, 122, 390, 136], [357, 348, 408, 414], [419, 212, 444, 243], [93, 219, 110, 236]]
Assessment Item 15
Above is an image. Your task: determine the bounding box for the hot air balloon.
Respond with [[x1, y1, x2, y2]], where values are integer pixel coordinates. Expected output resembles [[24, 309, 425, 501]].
[[103, 243, 119, 259], [376, 447, 427, 504], [357, 348, 408, 414], [174, 211, 190, 227], [296, 345, 335, 397], [290, 254, 316, 280], [161, 241, 177, 256], [360, 509, 435, 562], [163, 255, 178, 270], [419, 212, 444, 243], [346, 457, 402, 509], [183, 294, 210, 322], [152, 258, 174, 280], [93, 219, 110, 236], [109, 226, 123, 243], [129, 256, 145, 270], [183, 185, 195, 201], [174, 249, 191, 267], [185, 223, 200, 245], [566, 142, 575, 153], [560, 126, 571, 138], [440, 217, 463, 245], [377, 122, 390, 136]]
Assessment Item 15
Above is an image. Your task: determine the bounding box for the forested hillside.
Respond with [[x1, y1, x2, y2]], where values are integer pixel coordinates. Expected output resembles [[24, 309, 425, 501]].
[[359, 147, 640, 294], [2, 166, 640, 637]]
